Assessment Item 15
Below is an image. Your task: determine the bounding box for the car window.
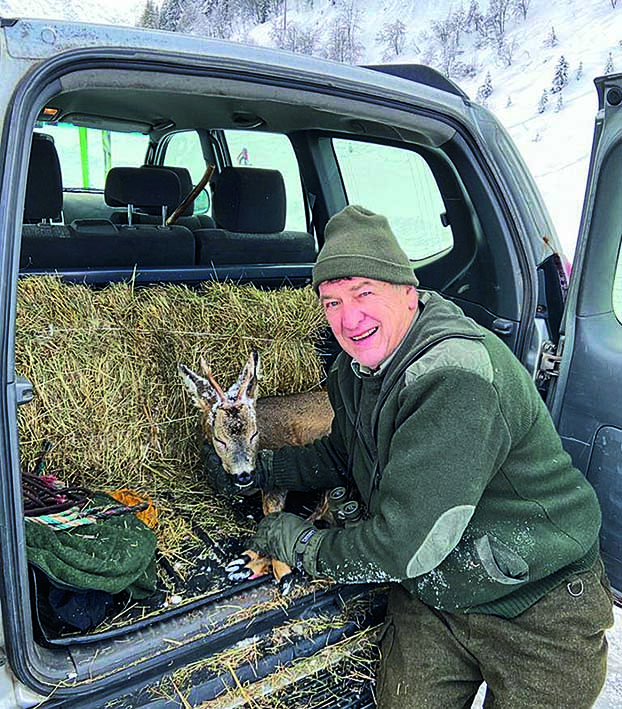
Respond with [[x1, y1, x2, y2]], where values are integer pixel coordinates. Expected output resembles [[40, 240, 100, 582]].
[[163, 131, 212, 214], [223, 130, 307, 231], [162, 131, 208, 185], [34, 122, 149, 190], [332, 139, 454, 262]]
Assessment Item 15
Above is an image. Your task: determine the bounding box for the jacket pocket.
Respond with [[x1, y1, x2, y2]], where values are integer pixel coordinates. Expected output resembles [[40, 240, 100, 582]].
[[474, 534, 529, 585]]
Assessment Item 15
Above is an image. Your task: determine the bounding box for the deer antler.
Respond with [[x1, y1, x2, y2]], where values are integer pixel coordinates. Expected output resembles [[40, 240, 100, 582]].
[[200, 357, 227, 404]]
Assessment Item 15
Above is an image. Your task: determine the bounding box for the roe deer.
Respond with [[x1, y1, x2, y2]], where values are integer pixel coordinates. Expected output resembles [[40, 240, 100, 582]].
[[179, 351, 334, 590]]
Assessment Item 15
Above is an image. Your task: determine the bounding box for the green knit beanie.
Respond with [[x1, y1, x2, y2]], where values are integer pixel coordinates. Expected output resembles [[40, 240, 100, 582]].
[[312, 205, 418, 292]]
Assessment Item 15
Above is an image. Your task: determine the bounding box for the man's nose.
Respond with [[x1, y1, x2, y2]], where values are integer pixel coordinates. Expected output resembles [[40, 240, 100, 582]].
[[341, 303, 364, 330]]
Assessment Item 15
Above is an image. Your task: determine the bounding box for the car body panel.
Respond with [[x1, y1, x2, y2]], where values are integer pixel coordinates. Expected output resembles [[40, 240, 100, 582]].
[[548, 73, 622, 599]]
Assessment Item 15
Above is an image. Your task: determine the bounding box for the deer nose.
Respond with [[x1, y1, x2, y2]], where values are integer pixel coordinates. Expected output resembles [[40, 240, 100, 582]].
[[234, 471, 254, 489]]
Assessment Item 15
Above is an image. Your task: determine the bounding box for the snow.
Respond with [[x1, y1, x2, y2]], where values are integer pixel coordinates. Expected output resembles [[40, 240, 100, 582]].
[[1, 0, 622, 703], [3, 0, 621, 261]]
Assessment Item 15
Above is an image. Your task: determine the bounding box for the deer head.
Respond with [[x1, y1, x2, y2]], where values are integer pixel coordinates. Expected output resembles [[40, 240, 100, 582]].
[[179, 351, 260, 490]]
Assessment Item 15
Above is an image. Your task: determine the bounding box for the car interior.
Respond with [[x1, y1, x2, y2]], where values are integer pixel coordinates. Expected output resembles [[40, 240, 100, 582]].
[[15, 60, 549, 669]]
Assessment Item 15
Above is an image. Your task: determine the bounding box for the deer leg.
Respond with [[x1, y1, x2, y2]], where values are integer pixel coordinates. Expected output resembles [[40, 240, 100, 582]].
[[305, 490, 333, 525]]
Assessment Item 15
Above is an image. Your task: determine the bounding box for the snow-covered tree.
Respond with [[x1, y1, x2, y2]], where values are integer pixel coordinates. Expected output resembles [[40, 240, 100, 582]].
[[576, 61, 584, 81], [554, 93, 563, 112], [138, 0, 159, 28], [158, 0, 183, 31], [476, 71, 493, 104], [537, 88, 549, 114], [464, 0, 484, 34], [543, 25, 558, 47], [551, 55, 569, 93], [605, 51, 615, 74], [512, 0, 531, 20], [324, 2, 363, 64], [238, 0, 284, 25], [428, 10, 464, 77], [496, 36, 518, 66], [271, 19, 318, 55], [200, 0, 239, 39], [376, 19, 407, 60], [486, 0, 513, 39]]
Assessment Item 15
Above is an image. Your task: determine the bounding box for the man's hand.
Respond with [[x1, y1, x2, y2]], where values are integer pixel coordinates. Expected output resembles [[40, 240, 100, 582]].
[[252, 511, 325, 576], [201, 443, 241, 496]]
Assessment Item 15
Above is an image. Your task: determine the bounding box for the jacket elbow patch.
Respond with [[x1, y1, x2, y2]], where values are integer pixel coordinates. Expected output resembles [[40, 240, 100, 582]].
[[406, 505, 476, 578]]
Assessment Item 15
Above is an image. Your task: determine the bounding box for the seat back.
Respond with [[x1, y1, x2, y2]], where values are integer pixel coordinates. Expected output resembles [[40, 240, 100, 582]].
[[195, 166, 316, 266], [108, 166, 215, 230], [100, 166, 196, 267], [21, 133, 77, 269]]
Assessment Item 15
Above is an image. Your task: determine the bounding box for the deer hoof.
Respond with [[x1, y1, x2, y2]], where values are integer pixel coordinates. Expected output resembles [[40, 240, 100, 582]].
[[224, 555, 254, 583], [224, 550, 273, 582]]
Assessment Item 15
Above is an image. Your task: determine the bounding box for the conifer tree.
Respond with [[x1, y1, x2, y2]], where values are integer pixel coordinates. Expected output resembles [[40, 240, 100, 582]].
[[158, 0, 183, 31], [544, 25, 558, 47], [476, 71, 494, 104], [138, 0, 159, 29], [551, 55, 569, 93]]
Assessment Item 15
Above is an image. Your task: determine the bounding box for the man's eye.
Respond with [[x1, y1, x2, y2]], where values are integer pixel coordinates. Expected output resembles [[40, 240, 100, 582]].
[[213, 436, 228, 449], [324, 301, 338, 310]]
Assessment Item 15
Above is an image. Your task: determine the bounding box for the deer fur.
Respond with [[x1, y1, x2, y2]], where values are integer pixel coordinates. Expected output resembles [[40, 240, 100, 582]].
[[179, 351, 333, 587]]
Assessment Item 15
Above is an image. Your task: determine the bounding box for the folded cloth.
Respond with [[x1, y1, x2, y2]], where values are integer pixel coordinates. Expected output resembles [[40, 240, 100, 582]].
[[25, 493, 157, 599]]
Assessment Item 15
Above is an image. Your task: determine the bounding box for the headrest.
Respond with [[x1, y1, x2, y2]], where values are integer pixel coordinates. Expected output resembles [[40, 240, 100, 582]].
[[213, 167, 286, 233], [143, 165, 194, 216], [24, 133, 63, 223], [105, 166, 182, 216]]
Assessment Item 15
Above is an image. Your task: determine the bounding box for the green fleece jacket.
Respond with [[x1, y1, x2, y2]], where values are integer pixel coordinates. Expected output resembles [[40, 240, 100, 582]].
[[271, 292, 601, 617]]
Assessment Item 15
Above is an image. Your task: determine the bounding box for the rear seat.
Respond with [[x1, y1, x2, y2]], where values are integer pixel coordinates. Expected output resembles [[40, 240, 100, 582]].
[[194, 166, 316, 266], [109, 165, 215, 230], [21, 143, 196, 271], [21, 133, 78, 269]]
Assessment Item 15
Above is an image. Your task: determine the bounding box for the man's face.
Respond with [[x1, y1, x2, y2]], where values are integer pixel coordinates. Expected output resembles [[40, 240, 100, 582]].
[[319, 277, 419, 370]]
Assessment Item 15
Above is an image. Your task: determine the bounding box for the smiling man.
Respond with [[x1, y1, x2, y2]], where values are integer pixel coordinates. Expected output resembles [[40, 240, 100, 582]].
[[206, 205, 613, 707]]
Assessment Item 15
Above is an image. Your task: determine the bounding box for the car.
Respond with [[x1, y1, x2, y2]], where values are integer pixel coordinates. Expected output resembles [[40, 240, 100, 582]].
[[0, 15, 620, 708]]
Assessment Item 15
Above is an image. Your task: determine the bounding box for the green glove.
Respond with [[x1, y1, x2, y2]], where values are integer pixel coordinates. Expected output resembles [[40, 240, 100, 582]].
[[201, 444, 274, 496], [252, 511, 325, 576], [200, 443, 242, 497]]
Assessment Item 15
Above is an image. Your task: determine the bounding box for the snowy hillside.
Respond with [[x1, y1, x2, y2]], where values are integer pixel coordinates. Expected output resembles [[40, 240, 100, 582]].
[[2, 0, 622, 258]]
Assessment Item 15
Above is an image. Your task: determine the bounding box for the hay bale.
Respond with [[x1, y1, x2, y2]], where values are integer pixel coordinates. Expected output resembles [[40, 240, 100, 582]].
[[16, 276, 327, 501]]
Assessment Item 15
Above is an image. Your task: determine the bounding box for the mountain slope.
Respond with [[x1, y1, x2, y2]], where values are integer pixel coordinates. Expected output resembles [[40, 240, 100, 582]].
[[3, 0, 622, 257]]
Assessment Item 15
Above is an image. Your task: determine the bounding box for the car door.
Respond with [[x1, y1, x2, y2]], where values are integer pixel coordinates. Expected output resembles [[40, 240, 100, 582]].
[[548, 72, 622, 601]]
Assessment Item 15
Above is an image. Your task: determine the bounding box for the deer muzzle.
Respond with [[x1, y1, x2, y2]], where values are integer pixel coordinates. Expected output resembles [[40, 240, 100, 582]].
[[234, 471, 255, 490]]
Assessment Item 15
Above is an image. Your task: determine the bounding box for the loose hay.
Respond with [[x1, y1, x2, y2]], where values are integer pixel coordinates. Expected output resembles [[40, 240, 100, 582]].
[[16, 275, 328, 551]]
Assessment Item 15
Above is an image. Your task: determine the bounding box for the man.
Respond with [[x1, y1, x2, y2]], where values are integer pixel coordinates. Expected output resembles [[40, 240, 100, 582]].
[[207, 205, 613, 707]]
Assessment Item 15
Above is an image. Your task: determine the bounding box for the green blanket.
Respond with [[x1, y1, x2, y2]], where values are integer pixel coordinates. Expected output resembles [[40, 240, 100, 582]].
[[25, 496, 157, 599]]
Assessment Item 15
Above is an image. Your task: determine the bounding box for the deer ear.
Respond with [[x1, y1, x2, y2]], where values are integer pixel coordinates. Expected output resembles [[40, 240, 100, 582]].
[[236, 351, 260, 402], [179, 363, 222, 407]]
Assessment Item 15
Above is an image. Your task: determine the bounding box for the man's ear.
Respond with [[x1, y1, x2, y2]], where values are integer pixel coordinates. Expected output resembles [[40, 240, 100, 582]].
[[405, 285, 419, 310]]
